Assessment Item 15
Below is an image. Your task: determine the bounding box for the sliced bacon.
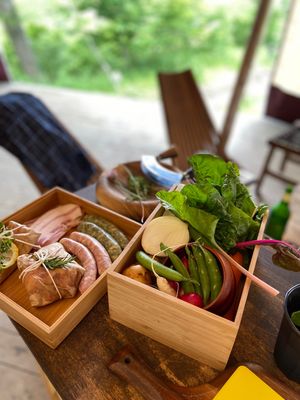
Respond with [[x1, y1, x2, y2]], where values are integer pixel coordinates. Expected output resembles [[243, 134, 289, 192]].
[[30, 204, 82, 246]]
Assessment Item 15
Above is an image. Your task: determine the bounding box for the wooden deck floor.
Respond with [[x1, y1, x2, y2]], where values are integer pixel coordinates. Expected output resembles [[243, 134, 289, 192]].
[[0, 81, 297, 399]]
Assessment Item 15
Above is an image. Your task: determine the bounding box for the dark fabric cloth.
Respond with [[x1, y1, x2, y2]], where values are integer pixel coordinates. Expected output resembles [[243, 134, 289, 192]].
[[0, 92, 97, 191], [266, 86, 300, 123]]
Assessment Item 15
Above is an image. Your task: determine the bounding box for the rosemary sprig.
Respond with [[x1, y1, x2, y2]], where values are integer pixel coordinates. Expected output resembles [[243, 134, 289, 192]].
[[37, 255, 76, 270], [115, 166, 150, 202]]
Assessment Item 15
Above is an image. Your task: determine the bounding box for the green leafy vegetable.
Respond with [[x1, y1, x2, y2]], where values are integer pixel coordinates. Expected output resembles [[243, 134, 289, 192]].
[[291, 311, 300, 328], [235, 239, 300, 272], [0, 222, 13, 266], [157, 190, 219, 248], [157, 154, 263, 252]]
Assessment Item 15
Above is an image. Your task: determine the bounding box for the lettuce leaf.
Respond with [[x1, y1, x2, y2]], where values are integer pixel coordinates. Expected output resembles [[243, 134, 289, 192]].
[[156, 190, 219, 248], [157, 154, 262, 252], [189, 154, 256, 217]]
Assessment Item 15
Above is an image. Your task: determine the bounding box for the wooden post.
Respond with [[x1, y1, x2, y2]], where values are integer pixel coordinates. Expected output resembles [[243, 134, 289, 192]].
[[0, 0, 40, 78], [218, 0, 272, 156], [0, 53, 10, 81]]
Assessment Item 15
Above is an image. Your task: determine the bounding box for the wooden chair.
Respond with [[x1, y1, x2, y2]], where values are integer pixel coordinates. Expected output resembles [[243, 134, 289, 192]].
[[23, 125, 103, 194], [158, 70, 257, 186], [158, 70, 222, 171], [256, 127, 300, 197], [0, 92, 103, 193], [157, 1, 271, 185]]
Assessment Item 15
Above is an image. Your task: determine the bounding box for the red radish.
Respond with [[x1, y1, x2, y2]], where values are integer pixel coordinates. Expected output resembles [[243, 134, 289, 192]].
[[181, 255, 189, 270], [179, 293, 203, 307], [168, 280, 179, 291]]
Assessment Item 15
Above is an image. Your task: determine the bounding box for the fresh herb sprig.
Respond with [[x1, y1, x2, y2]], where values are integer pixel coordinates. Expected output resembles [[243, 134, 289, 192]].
[[115, 166, 150, 202], [0, 222, 13, 265], [37, 255, 76, 270]]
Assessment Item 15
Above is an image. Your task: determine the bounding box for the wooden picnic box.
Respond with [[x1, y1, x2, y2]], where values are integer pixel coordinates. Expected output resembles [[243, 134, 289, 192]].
[[107, 204, 268, 371], [0, 187, 141, 348]]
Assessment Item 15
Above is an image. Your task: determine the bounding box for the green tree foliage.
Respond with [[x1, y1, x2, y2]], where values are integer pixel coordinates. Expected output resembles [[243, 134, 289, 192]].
[[0, 0, 290, 96]]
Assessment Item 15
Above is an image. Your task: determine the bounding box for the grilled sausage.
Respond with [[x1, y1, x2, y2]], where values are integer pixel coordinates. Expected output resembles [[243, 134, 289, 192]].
[[77, 221, 122, 261], [60, 237, 97, 294], [70, 231, 111, 274], [82, 214, 128, 249]]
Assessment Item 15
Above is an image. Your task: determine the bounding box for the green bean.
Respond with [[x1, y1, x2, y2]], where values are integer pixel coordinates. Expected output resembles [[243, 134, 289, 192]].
[[186, 246, 202, 297], [160, 243, 194, 294], [192, 244, 210, 305], [136, 251, 189, 282], [202, 247, 222, 301]]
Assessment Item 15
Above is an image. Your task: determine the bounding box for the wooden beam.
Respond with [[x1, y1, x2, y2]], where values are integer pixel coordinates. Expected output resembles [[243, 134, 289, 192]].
[[218, 0, 272, 154], [0, 53, 10, 81]]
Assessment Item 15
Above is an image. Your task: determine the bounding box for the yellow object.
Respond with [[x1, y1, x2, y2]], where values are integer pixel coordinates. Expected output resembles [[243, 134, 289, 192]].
[[213, 366, 284, 400], [0, 243, 19, 269]]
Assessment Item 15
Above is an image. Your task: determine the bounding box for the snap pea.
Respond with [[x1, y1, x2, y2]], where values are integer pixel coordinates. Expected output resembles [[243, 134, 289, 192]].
[[136, 251, 190, 283], [186, 246, 202, 297], [160, 243, 194, 294], [201, 247, 222, 301], [192, 245, 210, 305]]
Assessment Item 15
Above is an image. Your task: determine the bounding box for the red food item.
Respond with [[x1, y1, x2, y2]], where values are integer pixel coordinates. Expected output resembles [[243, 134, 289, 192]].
[[181, 256, 189, 270], [168, 280, 179, 292], [179, 293, 204, 307]]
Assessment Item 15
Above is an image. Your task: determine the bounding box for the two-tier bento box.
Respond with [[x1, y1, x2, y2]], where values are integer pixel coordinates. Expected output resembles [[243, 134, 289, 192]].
[[107, 202, 267, 370], [0, 187, 141, 348]]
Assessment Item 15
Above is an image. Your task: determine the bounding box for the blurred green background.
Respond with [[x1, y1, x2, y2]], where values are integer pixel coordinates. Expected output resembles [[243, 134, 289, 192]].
[[0, 0, 290, 97]]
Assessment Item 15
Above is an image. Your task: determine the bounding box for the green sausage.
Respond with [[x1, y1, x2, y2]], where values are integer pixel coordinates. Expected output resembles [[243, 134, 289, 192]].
[[83, 214, 128, 249], [192, 245, 210, 305], [77, 221, 122, 261], [202, 247, 222, 301], [160, 243, 194, 294], [185, 246, 202, 297], [136, 251, 188, 282]]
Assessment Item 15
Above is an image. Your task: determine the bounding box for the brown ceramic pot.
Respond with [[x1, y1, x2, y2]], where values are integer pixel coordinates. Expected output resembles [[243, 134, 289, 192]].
[[96, 161, 165, 222]]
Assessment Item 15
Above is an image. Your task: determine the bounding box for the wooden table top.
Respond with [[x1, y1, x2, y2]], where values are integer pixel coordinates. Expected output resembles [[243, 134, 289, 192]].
[[11, 185, 300, 399]]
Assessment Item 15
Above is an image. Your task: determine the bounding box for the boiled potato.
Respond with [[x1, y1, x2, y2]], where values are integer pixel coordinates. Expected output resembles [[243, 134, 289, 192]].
[[122, 264, 152, 285]]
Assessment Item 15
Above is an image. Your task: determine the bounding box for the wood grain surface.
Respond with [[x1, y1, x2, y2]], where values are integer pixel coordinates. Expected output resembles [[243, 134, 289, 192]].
[[1, 187, 141, 348], [10, 186, 300, 400], [108, 347, 299, 399]]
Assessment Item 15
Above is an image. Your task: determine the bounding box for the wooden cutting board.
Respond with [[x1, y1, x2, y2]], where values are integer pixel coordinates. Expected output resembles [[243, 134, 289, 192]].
[[108, 346, 298, 400]]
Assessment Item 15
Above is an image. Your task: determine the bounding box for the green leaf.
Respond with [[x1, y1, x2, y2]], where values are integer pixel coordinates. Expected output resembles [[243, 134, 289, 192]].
[[188, 154, 256, 217], [188, 154, 235, 186], [291, 311, 300, 328], [272, 245, 300, 272], [0, 222, 13, 265], [157, 154, 264, 253], [156, 190, 219, 248], [181, 181, 259, 252], [40, 255, 76, 270]]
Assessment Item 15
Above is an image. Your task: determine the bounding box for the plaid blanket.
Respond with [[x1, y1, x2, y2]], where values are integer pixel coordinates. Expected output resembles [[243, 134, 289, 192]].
[[0, 92, 97, 191]]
